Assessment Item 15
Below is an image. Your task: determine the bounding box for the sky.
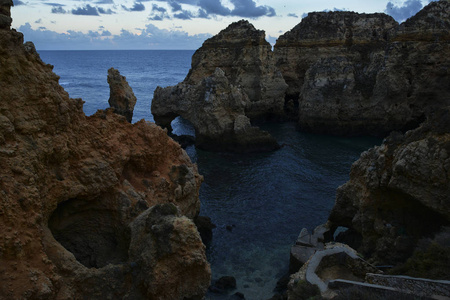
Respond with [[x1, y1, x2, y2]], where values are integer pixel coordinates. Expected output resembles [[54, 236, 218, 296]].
[[11, 0, 437, 50]]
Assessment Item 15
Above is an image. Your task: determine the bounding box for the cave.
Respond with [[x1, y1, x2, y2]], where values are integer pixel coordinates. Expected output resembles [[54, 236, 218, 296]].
[[48, 197, 131, 268]]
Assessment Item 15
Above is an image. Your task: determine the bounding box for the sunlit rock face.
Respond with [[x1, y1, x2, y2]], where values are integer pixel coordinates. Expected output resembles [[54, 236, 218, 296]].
[[274, 0, 450, 136], [0, 5, 210, 298]]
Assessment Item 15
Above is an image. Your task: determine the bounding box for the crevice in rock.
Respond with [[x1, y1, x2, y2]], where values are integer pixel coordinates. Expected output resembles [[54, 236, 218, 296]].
[[48, 197, 131, 269]]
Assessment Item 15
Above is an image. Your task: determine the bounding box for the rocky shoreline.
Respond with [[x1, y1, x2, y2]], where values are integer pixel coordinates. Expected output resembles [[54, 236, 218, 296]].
[[1, 0, 449, 299]]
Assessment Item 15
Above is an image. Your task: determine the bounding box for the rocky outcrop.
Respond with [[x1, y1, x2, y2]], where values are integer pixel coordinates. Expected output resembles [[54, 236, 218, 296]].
[[107, 67, 137, 123], [152, 67, 280, 152], [274, 0, 450, 136], [152, 20, 286, 152], [184, 20, 287, 121], [0, 9, 210, 299], [0, 0, 13, 29], [327, 107, 450, 265]]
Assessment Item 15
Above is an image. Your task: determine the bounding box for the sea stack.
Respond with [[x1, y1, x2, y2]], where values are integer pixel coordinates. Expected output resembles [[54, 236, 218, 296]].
[[152, 20, 285, 152], [107, 67, 137, 123], [0, 6, 210, 298]]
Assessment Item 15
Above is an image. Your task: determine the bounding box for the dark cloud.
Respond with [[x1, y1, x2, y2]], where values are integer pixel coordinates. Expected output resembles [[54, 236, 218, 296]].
[[149, 4, 169, 20], [72, 5, 100, 16], [122, 1, 145, 12], [152, 0, 276, 19], [51, 6, 67, 14], [174, 10, 193, 20], [287, 13, 298, 18], [385, 0, 423, 22], [230, 0, 275, 17], [13, 0, 26, 5], [35, 19, 42, 24], [95, 0, 114, 4], [98, 7, 115, 14], [169, 0, 182, 12]]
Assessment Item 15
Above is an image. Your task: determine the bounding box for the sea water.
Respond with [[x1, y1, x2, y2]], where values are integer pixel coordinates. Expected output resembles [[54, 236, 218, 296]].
[[39, 50, 381, 300]]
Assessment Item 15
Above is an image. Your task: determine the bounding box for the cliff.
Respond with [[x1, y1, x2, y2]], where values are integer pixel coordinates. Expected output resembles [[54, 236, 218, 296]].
[[0, 4, 210, 298], [328, 108, 450, 265], [107, 67, 137, 123], [274, 0, 450, 136], [152, 20, 284, 152]]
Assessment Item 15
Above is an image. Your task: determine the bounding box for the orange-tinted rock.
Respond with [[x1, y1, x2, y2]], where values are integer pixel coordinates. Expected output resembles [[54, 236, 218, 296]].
[[0, 11, 210, 299]]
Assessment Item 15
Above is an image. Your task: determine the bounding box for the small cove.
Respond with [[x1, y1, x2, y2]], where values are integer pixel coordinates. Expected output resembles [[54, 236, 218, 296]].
[[40, 50, 382, 299]]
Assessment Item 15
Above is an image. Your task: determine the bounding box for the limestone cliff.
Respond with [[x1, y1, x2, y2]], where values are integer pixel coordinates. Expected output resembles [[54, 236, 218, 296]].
[[274, 0, 450, 136], [0, 6, 210, 299], [107, 67, 137, 123], [328, 108, 450, 265], [151, 20, 285, 152], [152, 68, 279, 152]]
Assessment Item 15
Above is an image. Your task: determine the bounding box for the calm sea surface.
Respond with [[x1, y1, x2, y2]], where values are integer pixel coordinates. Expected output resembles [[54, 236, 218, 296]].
[[39, 50, 381, 300]]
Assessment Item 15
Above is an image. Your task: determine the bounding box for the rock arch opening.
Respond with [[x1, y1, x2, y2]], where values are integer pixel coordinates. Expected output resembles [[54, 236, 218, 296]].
[[48, 197, 131, 268]]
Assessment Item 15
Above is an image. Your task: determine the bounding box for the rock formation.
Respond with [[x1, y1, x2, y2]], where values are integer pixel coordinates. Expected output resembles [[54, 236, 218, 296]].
[[107, 67, 137, 123], [0, 7, 210, 299], [274, 0, 450, 136], [0, 0, 12, 29], [184, 20, 287, 121], [327, 107, 450, 265], [153, 67, 280, 152], [152, 20, 286, 152]]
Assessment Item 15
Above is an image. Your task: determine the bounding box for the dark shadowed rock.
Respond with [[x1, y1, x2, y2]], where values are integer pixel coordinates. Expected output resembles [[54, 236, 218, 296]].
[[328, 106, 450, 265], [0, 0, 13, 29], [107, 67, 137, 123], [274, 1, 450, 136]]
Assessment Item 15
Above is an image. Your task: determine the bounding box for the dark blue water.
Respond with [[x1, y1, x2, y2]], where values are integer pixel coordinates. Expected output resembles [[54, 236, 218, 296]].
[[39, 50, 381, 300]]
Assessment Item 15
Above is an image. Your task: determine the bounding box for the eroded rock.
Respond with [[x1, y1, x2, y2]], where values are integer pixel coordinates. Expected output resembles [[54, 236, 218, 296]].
[[0, 11, 210, 299], [274, 1, 450, 136], [107, 67, 137, 123], [152, 67, 280, 152], [328, 108, 450, 265], [152, 20, 286, 152]]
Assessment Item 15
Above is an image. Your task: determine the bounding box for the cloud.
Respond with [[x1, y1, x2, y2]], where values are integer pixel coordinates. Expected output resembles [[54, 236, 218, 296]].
[[385, 0, 423, 22], [98, 7, 115, 14], [72, 5, 100, 16], [35, 19, 42, 24], [152, 0, 277, 19], [229, 0, 275, 17], [13, 0, 25, 5], [287, 13, 298, 18], [51, 6, 67, 14], [95, 0, 114, 4], [18, 22, 211, 50], [122, 1, 145, 12], [149, 4, 170, 20]]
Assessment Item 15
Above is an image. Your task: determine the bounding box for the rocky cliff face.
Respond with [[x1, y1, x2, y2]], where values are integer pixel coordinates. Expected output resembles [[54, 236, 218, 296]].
[[274, 0, 450, 136], [0, 8, 210, 299], [184, 20, 287, 121], [328, 108, 450, 264], [152, 68, 279, 152], [152, 20, 285, 152], [107, 67, 137, 123]]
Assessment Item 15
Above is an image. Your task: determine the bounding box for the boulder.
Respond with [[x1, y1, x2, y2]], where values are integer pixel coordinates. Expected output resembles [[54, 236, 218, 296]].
[[107, 67, 137, 123], [0, 19, 210, 299]]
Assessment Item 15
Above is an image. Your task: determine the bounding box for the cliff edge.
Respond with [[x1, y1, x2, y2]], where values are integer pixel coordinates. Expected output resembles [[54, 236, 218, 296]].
[[0, 3, 210, 298]]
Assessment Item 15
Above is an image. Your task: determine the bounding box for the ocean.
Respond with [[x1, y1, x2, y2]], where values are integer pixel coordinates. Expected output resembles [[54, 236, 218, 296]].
[[39, 50, 381, 300]]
